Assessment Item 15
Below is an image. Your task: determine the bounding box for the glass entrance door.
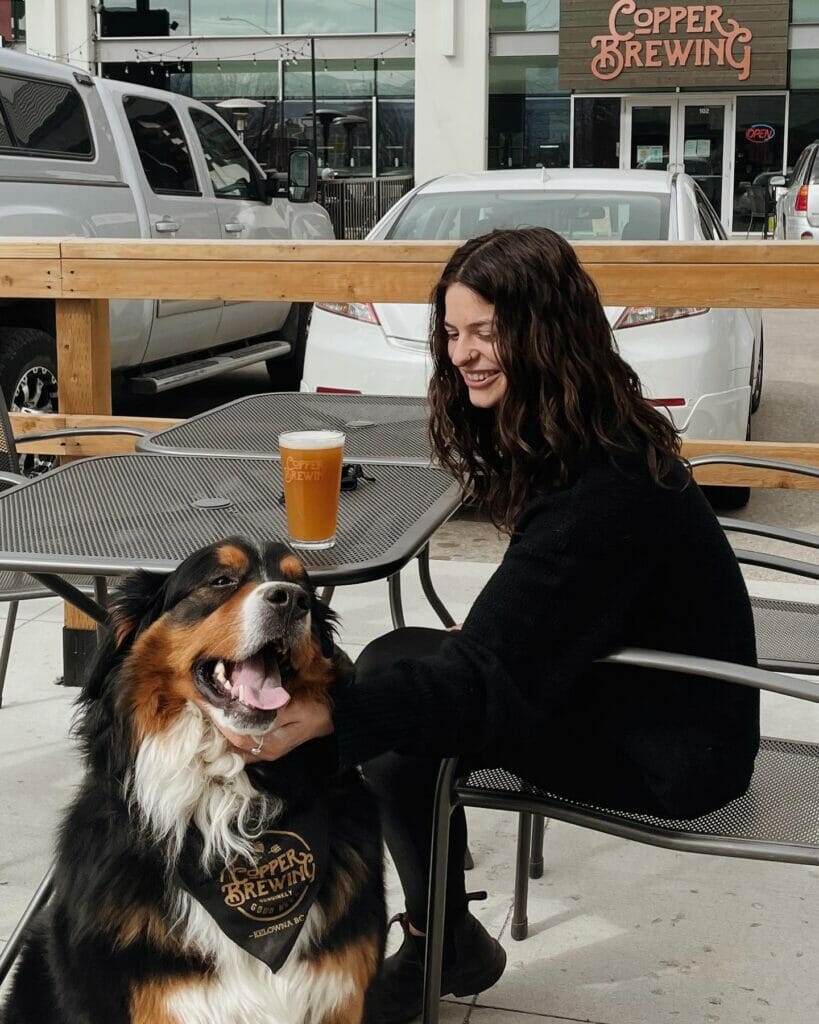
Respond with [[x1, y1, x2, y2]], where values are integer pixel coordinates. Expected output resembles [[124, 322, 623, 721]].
[[624, 96, 730, 222], [680, 102, 726, 215]]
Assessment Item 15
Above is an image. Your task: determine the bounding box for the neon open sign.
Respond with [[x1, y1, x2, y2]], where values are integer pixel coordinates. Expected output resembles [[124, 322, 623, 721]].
[[745, 124, 776, 144]]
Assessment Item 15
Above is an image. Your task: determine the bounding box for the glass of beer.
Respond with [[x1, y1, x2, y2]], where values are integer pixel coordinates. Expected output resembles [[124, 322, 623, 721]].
[[278, 430, 345, 549]]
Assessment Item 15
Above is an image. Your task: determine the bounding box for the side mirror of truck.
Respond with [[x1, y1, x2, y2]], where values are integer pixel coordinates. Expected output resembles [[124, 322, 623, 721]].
[[288, 149, 318, 203], [263, 170, 288, 202]]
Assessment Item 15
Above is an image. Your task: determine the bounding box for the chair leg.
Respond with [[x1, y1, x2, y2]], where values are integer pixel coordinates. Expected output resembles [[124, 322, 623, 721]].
[[417, 543, 456, 628], [0, 862, 55, 985], [422, 758, 460, 1024], [529, 814, 545, 879], [511, 813, 533, 941], [0, 600, 19, 708]]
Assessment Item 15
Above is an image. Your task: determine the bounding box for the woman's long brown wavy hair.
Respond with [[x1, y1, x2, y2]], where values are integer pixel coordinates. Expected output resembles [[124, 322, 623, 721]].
[[428, 227, 684, 533]]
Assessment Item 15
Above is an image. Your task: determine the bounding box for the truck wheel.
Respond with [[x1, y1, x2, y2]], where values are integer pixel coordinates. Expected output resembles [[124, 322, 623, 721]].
[[0, 327, 58, 475], [267, 303, 312, 390]]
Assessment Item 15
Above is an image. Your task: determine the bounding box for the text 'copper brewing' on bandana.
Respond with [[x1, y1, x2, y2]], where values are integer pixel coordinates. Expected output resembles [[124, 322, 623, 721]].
[[176, 799, 329, 973]]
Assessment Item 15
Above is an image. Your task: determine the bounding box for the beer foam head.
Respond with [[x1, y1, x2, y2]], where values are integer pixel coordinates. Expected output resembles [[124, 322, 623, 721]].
[[278, 430, 345, 449]]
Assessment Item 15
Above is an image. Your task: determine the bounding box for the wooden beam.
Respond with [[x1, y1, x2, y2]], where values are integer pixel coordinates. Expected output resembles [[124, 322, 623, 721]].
[[54, 299, 112, 416], [0, 239, 61, 297], [54, 239, 819, 307]]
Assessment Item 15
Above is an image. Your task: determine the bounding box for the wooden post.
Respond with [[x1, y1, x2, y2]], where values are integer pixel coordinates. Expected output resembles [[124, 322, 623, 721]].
[[54, 298, 112, 684], [54, 298, 112, 416]]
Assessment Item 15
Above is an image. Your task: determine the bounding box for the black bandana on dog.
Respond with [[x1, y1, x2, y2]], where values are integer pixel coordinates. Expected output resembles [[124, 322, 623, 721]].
[[176, 798, 329, 974]]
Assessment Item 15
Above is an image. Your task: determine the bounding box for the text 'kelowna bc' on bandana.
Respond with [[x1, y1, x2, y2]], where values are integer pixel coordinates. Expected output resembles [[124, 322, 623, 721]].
[[176, 797, 329, 974]]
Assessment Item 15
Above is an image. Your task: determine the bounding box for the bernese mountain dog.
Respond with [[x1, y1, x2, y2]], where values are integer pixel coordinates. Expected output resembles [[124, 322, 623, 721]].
[[1, 538, 385, 1024]]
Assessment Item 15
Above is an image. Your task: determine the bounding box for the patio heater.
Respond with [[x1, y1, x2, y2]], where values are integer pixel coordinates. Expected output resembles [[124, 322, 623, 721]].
[[215, 97, 265, 144]]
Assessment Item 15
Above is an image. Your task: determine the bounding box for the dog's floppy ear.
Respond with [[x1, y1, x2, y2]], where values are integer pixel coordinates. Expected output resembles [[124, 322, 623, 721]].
[[109, 569, 168, 650]]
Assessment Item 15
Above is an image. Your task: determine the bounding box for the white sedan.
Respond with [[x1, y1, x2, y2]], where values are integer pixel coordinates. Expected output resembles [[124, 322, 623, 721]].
[[303, 168, 763, 446]]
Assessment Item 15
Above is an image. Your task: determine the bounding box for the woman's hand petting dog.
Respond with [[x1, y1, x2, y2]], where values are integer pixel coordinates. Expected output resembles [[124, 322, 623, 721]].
[[213, 695, 334, 762]]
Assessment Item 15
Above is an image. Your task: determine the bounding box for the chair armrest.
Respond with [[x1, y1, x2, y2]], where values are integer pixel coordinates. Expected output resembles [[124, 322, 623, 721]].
[[14, 426, 150, 444], [731, 548, 819, 581], [719, 517, 819, 552], [0, 469, 27, 487], [602, 647, 819, 703], [688, 454, 819, 481]]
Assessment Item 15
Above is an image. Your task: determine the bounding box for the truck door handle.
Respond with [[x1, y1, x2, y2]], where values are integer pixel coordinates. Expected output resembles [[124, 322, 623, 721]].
[[154, 219, 180, 233], [224, 221, 245, 234]]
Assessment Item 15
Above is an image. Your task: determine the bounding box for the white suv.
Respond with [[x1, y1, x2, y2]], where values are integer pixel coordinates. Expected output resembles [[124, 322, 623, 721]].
[[772, 141, 819, 240]]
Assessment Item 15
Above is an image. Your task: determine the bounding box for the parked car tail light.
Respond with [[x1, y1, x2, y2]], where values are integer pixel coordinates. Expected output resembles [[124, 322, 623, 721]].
[[614, 306, 709, 329], [648, 397, 686, 407], [801, 231, 814, 240], [316, 386, 362, 394], [795, 185, 809, 213], [315, 301, 381, 324]]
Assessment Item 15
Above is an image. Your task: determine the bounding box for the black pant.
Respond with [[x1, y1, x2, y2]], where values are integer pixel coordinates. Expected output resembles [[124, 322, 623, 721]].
[[357, 627, 666, 932]]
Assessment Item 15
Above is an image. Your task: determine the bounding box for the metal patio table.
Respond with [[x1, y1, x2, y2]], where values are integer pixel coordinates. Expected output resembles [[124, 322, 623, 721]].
[[0, 452, 461, 629], [136, 392, 434, 465], [0, 452, 461, 983]]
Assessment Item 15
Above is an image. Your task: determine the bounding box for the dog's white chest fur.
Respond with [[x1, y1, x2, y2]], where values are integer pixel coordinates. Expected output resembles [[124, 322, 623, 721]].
[[132, 706, 356, 1023], [167, 896, 354, 1024]]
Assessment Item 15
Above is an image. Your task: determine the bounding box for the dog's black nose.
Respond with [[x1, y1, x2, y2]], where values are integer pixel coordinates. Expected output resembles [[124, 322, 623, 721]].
[[266, 584, 309, 619]]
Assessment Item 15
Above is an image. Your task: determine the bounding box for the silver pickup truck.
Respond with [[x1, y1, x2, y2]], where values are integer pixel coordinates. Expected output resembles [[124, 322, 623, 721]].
[[0, 49, 334, 415]]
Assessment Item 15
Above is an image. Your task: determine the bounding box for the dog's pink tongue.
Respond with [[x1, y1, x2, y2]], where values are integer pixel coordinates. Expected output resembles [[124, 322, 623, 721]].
[[230, 655, 290, 711]]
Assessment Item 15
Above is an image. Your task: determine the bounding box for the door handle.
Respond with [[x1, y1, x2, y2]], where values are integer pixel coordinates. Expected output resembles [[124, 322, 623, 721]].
[[224, 221, 245, 234], [154, 219, 180, 233]]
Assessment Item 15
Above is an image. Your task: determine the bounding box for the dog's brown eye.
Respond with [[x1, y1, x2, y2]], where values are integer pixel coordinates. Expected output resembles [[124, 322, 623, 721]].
[[209, 575, 235, 588]]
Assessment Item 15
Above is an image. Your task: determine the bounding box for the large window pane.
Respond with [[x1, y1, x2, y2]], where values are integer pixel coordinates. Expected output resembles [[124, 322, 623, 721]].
[[376, 58, 414, 98], [732, 95, 785, 233], [284, 0, 374, 33], [377, 99, 413, 174], [100, 0, 190, 35], [573, 97, 620, 168], [787, 93, 819, 171], [283, 100, 372, 176], [792, 0, 819, 21], [285, 61, 374, 100], [191, 1, 279, 36], [377, 0, 415, 32], [488, 56, 567, 169], [490, 0, 559, 30], [790, 50, 819, 90]]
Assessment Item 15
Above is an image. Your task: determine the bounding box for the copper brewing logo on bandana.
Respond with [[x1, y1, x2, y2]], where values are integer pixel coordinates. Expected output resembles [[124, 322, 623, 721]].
[[220, 829, 315, 923], [177, 800, 328, 973]]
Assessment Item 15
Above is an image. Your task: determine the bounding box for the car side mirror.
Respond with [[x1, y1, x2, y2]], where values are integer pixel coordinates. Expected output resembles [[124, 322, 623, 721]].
[[768, 175, 786, 188], [288, 149, 318, 203]]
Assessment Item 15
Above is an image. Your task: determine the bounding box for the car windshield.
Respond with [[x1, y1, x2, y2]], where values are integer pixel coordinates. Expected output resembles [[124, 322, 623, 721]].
[[386, 189, 670, 242]]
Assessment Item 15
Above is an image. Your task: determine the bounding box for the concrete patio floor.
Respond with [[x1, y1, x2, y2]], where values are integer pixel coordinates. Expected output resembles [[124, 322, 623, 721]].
[[1, 558, 817, 1023]]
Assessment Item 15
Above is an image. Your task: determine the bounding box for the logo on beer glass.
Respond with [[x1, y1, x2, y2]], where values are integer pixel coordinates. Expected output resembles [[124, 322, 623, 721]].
[[278, 431, 345, 549]]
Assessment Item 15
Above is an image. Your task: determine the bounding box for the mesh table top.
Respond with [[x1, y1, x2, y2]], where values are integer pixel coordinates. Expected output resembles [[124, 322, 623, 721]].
[[137, 393, 434, 465], [0, 454, 460, 585]]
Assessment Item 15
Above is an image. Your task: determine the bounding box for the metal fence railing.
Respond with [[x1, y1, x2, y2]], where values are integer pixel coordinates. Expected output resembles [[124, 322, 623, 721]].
[[320, 175, 414, 239]]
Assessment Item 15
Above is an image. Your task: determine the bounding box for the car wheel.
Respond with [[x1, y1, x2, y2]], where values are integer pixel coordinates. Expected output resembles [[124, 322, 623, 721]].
[[0, 326, 59, 476], [267, 303, 312, 391], [703, 406, 752, 512], [750, 328, 764, 414]]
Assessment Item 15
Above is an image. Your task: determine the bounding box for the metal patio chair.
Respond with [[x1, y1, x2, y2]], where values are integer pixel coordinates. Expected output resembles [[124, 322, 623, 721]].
[[688, 454, 819, 676], [422, 648, 819, 1024], [0, 391, 147, 705]]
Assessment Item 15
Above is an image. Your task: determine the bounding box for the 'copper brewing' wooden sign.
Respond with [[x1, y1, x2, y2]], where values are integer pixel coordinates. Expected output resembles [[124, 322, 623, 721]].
[[558, 1, 790, 91]]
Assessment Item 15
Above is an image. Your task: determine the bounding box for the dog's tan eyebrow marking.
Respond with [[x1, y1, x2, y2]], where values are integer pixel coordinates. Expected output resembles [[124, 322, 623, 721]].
[[279, 554, 304, 580], [216, 544, 250, 572]]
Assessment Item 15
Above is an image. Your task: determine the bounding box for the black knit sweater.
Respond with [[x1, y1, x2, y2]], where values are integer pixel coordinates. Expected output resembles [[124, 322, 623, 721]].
[[332, 452, 760, 817]]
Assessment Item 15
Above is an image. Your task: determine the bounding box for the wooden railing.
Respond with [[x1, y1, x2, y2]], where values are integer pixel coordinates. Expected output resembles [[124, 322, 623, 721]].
[[3, 237, 819, 492]]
